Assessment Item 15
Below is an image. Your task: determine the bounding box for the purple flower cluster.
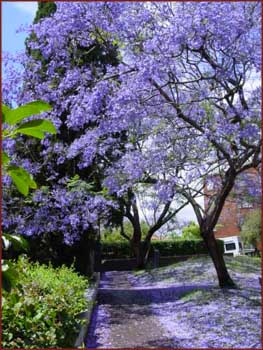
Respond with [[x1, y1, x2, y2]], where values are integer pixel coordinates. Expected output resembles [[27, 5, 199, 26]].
[[3, 185, 115, 244], [2, 2, 261, 243]]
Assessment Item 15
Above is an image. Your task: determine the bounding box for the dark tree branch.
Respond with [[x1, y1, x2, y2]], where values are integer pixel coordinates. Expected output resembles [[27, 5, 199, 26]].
[[149, 78, 235, 169], [120, 220, 131, 241]]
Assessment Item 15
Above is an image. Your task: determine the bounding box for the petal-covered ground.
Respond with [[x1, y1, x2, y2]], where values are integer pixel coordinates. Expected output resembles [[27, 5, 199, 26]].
[[86, 256, 261, 348]]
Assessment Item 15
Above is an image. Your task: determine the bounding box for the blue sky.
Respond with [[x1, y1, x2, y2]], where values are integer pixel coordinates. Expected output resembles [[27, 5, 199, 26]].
[[2, 1, 37, 54]]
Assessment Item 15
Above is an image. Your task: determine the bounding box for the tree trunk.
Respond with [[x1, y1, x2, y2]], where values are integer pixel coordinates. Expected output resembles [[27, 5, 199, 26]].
[[86, 244, 95, 277], [131, 238, 152, 269], [129, 195, 145, 268], [76, 229, 98, 277], [131, 237, 145, 268], [142, 238, 152, 265], [202, 230, 236, 288]]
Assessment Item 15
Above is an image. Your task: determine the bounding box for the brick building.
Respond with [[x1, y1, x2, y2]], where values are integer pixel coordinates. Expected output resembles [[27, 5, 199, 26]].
[[204, 168, 261, 255]]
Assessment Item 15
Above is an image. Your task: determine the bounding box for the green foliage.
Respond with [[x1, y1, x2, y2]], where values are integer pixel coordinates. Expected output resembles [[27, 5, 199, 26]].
[[2, 151, 10, 165], [2, 233, 29, 292], [15, 119, 56, 139], [101, 239, 224, 259], [2, 104, 10, 123], [181, 221, 201, 240], [101, 220, 150, 242], [101, 241, 132, 258], [2, 101, 55, 196], [2, 257, 88, 348], [180, 290, 205, 302], [167, 231, 180, 239], [151, 239, 223, 256], [241, 209, 261, 248], [33, 2, 57, 24], [66, 175, 102, 195], [233, 255, 261, 267], [7, 165, 37, 196], [2, 233, 29, 252], [3, 101, 52, 125], [2, 260, 19, 293], [102, 229, 127, 242], [2, 100, 56, 291]]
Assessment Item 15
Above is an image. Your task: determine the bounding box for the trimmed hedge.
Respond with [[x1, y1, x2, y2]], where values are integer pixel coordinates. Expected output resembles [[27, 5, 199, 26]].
[[101, 241, 132, 259], [101, 239, 224, 259]]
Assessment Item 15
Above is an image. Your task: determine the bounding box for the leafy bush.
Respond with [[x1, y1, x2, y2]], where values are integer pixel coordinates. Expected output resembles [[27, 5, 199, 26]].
[[181, 221, 201, 240], [2, 257, 89, 348], [241, 209, 261, 249], [101, 221, 150, 242], [101, 228, 127, 242], [101, 239, 224, 259]]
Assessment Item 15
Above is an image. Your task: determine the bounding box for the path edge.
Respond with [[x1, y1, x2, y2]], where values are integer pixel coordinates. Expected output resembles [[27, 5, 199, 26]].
[[74, 272, 101, 348]]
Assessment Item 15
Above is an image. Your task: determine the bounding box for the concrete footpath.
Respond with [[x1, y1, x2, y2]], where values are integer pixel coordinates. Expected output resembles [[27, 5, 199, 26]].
[[85, 259, 261, 348], [85, 271, 212, 348]]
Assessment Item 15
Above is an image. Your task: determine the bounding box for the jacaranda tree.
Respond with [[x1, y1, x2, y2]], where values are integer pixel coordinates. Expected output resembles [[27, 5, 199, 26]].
[[3, 3, 120, 250], [3, 2, 261, 287], [3, 2, 192, 270], [105, 2, 261, 287]]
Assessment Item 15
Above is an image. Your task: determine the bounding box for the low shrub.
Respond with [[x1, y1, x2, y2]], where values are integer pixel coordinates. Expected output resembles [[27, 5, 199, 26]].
[[2, 256, 89, 348]]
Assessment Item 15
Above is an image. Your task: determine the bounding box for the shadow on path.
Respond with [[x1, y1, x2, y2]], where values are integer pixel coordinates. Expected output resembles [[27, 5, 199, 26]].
[[98, 283, 214, 305]]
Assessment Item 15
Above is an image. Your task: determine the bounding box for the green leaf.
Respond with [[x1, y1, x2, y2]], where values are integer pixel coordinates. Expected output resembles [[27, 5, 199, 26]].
[[2, 261, 18, 292], [15, 119, 56, 139], [3, 233, 28, 251], [9, 170, 29, 196], [4, 101, 52, 125], [2, 151, 10, 166], [8, 165, 37, 196], [66, 174, 80, 188], [2, 235, 11, 250], [33, 312, 44, 321], [2, 104, 11, 123], [2, 262, 10, 272], [14, 302, 23, 312]]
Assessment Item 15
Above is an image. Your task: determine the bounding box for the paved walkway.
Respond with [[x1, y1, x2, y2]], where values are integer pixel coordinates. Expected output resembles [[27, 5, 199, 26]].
[[85, 271, 212, 348], [85, 266, 261, 348]]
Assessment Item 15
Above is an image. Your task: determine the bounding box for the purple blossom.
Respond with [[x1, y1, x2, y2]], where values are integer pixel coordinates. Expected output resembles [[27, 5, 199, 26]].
[[2, 2, 261, 246]]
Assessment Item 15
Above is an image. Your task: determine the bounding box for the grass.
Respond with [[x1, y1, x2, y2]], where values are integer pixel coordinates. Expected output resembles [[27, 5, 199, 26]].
[[133, 269, 146, 276], [225, 255, 261, 273], [180, 290, 204, 302], [132, 255, 261, 285], [179, 289, 220, 305]]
